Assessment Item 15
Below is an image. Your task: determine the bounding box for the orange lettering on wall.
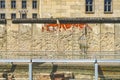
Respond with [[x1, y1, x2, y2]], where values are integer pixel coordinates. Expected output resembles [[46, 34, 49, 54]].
[[42, 23, 92, 32]]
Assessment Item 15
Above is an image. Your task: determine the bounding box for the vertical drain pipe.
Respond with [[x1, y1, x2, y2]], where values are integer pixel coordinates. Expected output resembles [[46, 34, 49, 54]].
[[95, 59, 98, 80], [29, 60, 32, 80]]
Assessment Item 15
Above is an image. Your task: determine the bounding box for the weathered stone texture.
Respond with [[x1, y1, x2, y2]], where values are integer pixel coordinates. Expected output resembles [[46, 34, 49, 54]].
[[0, 25, 6, 50], [115, 24, 120, 52], [100, 24, 115, 51], [32, 24, 43, 51], [19, 24, 32, 51], [87, 24, 100, 52], [1, 23, 120, 59], [7, 23, 19, 51]]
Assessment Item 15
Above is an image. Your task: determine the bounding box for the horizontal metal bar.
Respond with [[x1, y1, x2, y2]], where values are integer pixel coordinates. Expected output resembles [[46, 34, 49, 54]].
[[97, 60, 120, 63], [32, 59, 120, 63], [0, 59, 119, 63], [32, 59, 95, 63], [0, 59, 31, 63]]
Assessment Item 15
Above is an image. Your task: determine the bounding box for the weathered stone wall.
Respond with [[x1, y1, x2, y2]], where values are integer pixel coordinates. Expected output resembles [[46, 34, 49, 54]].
[[7, 20, 19, 51], [0, 23, 120, 59], [0, 24, 6, 51]]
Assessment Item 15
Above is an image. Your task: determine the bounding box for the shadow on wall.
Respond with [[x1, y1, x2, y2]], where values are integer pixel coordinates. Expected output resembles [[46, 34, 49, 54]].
[[50, 64, 58, 80], [2, 63, 16, 80], [50, 63, 75, 80], [98, 65, 105, 80], [10, 63, 17, 72]]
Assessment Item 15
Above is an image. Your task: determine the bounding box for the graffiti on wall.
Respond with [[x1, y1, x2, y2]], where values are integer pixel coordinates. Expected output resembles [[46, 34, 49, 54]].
[[40, 23, 92, 54], [41, 23, 92, 32]]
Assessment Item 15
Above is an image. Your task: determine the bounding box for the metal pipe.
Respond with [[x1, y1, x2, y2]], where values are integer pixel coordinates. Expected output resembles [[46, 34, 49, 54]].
[[95, 62, 98, 80], [0, 59, 30, 63], [32, 59, 95, 63], [0, 59, 119, 63], [29, 62, 32, 80]]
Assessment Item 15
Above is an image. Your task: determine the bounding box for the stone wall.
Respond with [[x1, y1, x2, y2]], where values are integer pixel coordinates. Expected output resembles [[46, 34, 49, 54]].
[[0, 24, 6, 50], [0, 23, 120, 59]]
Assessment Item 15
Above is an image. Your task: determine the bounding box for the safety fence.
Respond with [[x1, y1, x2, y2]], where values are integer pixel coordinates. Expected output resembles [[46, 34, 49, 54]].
[[0, 59, 119, 80], [0, 51, 120, 80]]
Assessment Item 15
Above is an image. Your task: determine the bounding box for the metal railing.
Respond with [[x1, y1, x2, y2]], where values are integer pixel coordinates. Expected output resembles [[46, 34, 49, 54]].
[[0, 59, 119, 80]]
